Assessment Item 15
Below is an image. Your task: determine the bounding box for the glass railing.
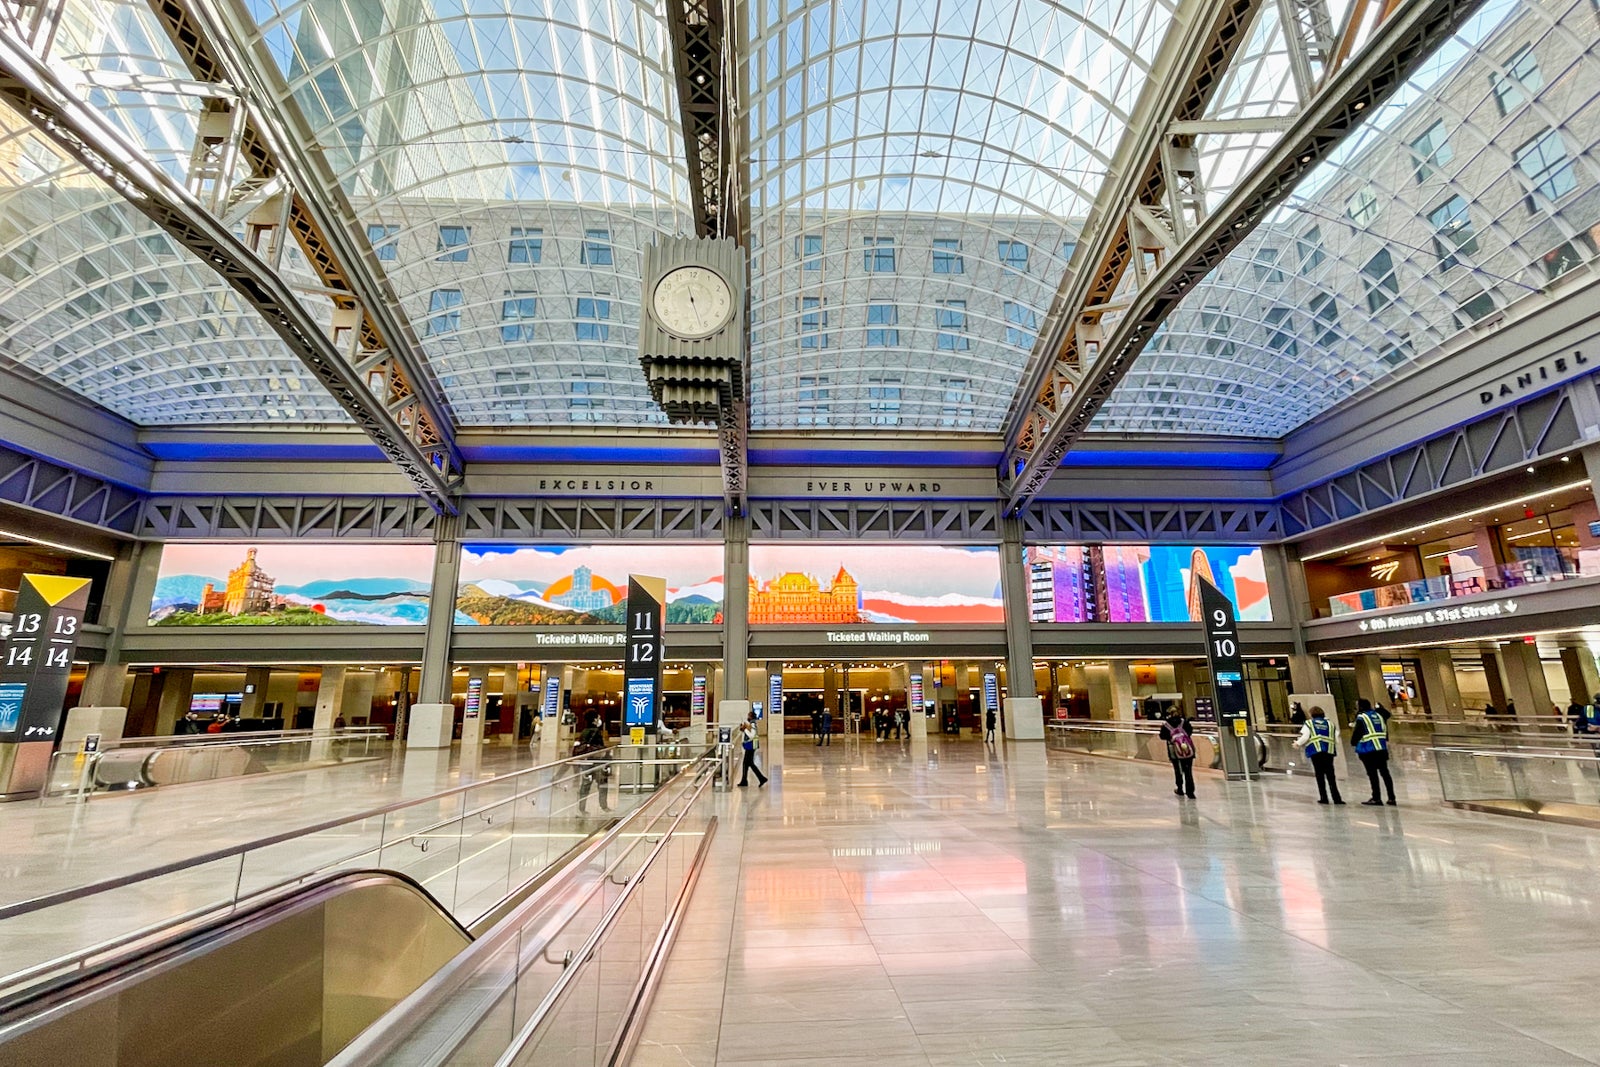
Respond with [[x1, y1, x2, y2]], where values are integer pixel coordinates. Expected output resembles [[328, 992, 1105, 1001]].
[[1433, 740, 1600, 825], [0, 744, 708, 1000], [1046, 720, 1224, 771], [1327, 556, 1597, 616], [329, 753, 719, 1067]]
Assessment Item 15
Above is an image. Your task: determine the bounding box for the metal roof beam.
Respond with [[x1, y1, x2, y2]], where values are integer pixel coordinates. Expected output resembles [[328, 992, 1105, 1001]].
[[663, 0, 741, 241], [0, 32, 460, 513], [1001, 0, 1492, 515]]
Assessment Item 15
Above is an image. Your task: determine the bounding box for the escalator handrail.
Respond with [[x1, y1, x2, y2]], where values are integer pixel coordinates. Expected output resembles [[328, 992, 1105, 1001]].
[[0, 743, 715, 925]]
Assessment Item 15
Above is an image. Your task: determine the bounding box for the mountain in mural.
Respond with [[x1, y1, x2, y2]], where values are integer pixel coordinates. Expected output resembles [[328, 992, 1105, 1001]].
[[858, 591, 1005, 625]]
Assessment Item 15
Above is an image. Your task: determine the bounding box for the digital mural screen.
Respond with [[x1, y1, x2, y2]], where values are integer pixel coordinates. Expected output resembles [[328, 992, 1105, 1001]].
[[1026, 544, 1272, 623], [746, 545, 1004, 625], [150, 543, 436, 626], [455, 544, 724, 625]]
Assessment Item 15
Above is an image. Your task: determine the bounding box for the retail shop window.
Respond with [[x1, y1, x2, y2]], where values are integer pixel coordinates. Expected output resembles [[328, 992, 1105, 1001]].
[[507, 227, 543, 264], [1263, 305, 1298, 358], [998, 240, 1029, 273], [367, 224, 399, 261], [932, 237, 963, 274], [799, 233, 822, 270], [867, 377, 901, 425], [1252, 247, 1284, 282], [1427, 195, 1478, 270], [575, 297, 610, 341], [1492, 44, 1543, 116], [940, 377, 975, 429], [797, 374, 830, 427], [1346, 186, 1379, 227], [863, 236, 896, 273], [500, 292, 537, 342], [436, 225, 470, 262], [569, 374, 606, 421], [1514, 128, 1576, 211], [1309, 292, 1339, 346], [580, 229, 613, 266], [1003, 301, 1038, 348], [936, 300, 969, 351], [1410, 122, 1453, 182], [865, 303, 899, 346], [427, 288, 463, 335], [1360, 249, 1399, 313], [1296, 226, 1325, 272], [799, 296, 829, 349]]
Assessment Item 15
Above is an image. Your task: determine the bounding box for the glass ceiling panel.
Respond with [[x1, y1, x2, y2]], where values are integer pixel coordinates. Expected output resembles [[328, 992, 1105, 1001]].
[[1097, 0, 1600, 438], [238, 0, 694, 426], [0, 100, 349, 426], [746, 0, 1177, 432]]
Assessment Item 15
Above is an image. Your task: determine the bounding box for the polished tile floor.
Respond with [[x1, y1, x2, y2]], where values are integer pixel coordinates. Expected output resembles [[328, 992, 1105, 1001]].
[[637, 736, 1600, 1066]]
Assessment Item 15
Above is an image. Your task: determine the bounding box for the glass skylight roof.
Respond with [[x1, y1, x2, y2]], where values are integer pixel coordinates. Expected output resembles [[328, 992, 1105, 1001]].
[[1098, 0, 1600, 437]]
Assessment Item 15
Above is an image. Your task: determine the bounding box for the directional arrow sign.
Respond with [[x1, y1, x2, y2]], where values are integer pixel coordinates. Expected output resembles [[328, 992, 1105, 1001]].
[[1504, 600, 1518, 613]]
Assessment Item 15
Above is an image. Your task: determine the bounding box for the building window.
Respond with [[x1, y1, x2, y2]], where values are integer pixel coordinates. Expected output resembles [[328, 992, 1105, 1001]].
[[940, 377, 975, 429], [1492, 44, 1543, 116], [1297, 226, 1325, 272], [1252, 247, 1284, 283], [1410, 122, 1453, 182], [1427, 195, 1478, 270], [508, 227, 542, 264], [932, 238, 963, 274], [1361, 248, 1399, 313], [1263, 305, 1297, 358], [867, 377, 902, 426], [1309, 292, 1339, 346], [862, 236, 895, 273], [435, 225, 470, 262], [998, 240, 1029, 272], [865, 303, 899, 346], [1200, 306, 1234, 357], [367, 224, 399, 261], [1458, 291, 1498, 325], [1346, 186, 1379, 227], [569, 374, 605, 421], [936, 300, 969, 351], [427, 288, 463, 335], [799, 296, 829, 349], [1515, 129, 1577, 211], [1542, 239, 1588, 281], [797, 374, 830, 426], [580, 229, 613, 265], [799, 234, 822, 270], [500, 292, 537, 342], [575, 297, 610, 341], [1003, 301, 1038, 348], [1061, 239, 1078, 263]]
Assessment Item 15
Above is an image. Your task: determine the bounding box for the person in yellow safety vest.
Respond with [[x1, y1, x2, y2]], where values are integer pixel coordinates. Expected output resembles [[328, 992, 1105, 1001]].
[[1295, 706, 1344, 805], [1350, 698, 1396, 806]]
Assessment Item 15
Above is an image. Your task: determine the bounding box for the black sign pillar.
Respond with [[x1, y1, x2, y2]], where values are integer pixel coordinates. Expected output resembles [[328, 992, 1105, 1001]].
[[0, 574, 92, 798], [1197, 577, 1254, 780], [623, 575, 666, 744]]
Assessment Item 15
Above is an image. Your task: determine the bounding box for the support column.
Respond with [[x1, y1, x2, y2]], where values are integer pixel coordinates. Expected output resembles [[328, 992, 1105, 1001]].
[[1480, 651, 1508, 712], [536, 664, 567, 763], [1416, 649, 1464, 719], [154, 668, 193, 736], [1107, 660, 1135, 722], [418, 517, 462, 706], [1286, 654, 1327, 696], [1175, 661, 1201, 717], [1000, 516, 1044, 739], [1497, 641, 1552, 721], [313, 667, 348, 732], [1560, 646, 1600, 707], [722, 511, 750, 702], [1351, 654, 1389, 709], [240, 667, 272, 720], [77, 540, 147, 726], [79, 663, 131, 710], [501, 663, 520, 740]]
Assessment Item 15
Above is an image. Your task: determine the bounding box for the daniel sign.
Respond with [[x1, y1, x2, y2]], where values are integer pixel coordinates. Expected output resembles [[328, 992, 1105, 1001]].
[[1356, 598, 1519, 634]]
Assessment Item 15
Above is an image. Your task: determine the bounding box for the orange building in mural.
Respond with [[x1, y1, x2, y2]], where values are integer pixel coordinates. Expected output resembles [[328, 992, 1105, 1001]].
[[748, 566, 861, 625]]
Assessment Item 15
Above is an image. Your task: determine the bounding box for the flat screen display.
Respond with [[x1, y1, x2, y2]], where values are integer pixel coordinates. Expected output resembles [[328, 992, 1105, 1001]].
[[1026, 544, 1272, 623], [456, 544, 724, 625], [746, 545, 1004, 625]]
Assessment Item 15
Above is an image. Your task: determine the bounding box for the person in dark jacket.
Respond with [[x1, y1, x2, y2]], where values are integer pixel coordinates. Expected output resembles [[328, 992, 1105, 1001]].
[[575, 718, 611, 814], [1159, 710, 1197, 799], [984, 707, 997, 743], [1350, 699, 1395, 806]]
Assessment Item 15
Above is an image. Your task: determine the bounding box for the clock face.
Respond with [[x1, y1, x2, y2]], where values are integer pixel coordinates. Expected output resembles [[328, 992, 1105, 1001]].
[[651, 266, 734, 340]]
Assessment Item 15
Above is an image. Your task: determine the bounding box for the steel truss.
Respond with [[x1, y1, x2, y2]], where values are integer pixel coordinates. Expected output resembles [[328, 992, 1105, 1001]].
[[0, 444, 143, 534], [1280, 380, 1591, 536], [1002, 0, 1489, 513], [1023, 501, 1284, 543], [749, 500, 1002, 543], [461, 499, 725, 541], [138, 496, 438, 540]]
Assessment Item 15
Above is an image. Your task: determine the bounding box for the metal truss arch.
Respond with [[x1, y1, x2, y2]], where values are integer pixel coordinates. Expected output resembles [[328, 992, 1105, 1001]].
[[1022, 500, 1285, 543], [137, 495, 439, 540]]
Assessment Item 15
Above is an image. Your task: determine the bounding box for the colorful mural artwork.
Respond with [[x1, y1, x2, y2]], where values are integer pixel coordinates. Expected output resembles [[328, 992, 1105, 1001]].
[[1025, 544, 1273, 623], [150, 544, 436, 626], [455, 545, 725, 625], [746, 545, 1004, 625]]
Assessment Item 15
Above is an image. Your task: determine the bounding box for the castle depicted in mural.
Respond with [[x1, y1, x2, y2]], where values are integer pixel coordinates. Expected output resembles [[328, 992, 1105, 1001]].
[[197, 548, 282, 616], [748, 567, 861, 625], [550, 566, 612, 612]]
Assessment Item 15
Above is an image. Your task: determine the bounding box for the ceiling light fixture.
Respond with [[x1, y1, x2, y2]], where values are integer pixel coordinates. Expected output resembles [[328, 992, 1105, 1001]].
[[0, 529, 115, 561]]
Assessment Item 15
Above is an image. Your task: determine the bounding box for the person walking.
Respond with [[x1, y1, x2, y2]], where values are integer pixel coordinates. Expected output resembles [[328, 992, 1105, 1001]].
[[737, 712, 767, 787], [575, 716, 612, 815], [811, 707, 822, 743], [1159, 709, 1197, 799], [984, 707, 997, 743], [894, 708, 906, 740], [1295, 706, 1344, 805], [1351, 698, 1396, 806], [821, 707, 833, 745]]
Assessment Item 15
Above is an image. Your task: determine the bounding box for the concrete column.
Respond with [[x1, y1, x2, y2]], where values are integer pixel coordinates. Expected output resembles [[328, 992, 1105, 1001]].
[[1480, 651, 1508, 711], [1497, 641, 1552, 721], [313, 667, 348, 731], [125, 671, 160, 737], [418, 518, 462, 705], [1560, 646, 1600, 707], [1175, 661, 1201, 717], [1107, 661, 1135, 721], [458, 665, 489, 748], [536, 663, 566, 763], [79, 662, 130, 710], [823, 666, 840, 723], [154, 667, 194, 736], [341, 670, 376, 725], [1000, 516, 1037, 718], [1351, 654, 1389, 709], [722, 512, 750, 701], [240, 667, 272, 720], [1416, 649, 1465, 719], [1286, 653, 1327, 696], [501, 663, 520, 740], [689, 662, 710, 744]]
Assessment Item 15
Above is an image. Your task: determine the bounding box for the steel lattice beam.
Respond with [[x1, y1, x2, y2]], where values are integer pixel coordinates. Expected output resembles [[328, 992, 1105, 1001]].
[[0, 443, 143, 534], [663, 0, 739, 240], [0, 36, 462, 513], [1002, 0, 1489, 514]]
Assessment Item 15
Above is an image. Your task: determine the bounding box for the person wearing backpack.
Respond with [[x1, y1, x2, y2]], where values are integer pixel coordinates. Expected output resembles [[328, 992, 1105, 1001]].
[[1160, 708, 1197, 799], [1351, 699, 1396, 805], [737, 712, 767, 787], [1295, 705, 1344, 805]]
